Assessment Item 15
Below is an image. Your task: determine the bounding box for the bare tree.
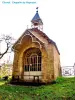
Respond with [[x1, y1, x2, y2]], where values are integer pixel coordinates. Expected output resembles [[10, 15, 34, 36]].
[[0, 34, 14, 59]]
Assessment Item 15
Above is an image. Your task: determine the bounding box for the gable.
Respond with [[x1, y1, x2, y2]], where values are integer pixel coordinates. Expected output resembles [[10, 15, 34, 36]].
[[12, 28, 60, 55], [12, 29, 44, 50]]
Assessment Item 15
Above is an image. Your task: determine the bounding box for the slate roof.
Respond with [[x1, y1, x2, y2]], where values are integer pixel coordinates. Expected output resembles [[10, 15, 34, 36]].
[[31, 10, 43, 24]]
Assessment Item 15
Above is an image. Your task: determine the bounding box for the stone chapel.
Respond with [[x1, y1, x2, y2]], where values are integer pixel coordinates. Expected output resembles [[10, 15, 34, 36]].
[[12, 8, 61, 83]]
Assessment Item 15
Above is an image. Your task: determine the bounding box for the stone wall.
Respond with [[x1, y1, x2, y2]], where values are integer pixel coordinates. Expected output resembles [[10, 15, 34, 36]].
[[12, 51, 19, 76], [53, 45, 60, 79], [45, 44, 54, 82]]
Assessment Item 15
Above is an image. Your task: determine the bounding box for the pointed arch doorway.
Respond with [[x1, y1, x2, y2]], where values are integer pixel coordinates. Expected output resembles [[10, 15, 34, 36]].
[[23, 48, 42, 82]]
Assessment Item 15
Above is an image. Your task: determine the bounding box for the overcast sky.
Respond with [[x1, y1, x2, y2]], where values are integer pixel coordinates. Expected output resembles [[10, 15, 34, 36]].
[[0, 0, 75, 66]]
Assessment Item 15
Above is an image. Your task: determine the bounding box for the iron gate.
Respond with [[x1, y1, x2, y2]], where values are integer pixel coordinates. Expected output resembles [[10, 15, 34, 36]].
[[61, 65, 75, 77]]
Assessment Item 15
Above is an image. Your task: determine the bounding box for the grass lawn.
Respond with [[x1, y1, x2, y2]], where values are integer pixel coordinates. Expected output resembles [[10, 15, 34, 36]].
[[0, 77, 75, 100]]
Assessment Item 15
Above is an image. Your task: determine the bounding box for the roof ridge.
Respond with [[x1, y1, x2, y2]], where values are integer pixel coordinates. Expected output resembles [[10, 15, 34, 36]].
[[29, 28, 60, 55]]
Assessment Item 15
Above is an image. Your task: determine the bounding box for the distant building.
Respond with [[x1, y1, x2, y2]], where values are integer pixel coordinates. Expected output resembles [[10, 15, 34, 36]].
[[12, 8, 61, 83]]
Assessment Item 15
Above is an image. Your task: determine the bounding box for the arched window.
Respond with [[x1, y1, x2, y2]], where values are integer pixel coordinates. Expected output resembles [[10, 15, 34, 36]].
[[24, 53, 41, 71]]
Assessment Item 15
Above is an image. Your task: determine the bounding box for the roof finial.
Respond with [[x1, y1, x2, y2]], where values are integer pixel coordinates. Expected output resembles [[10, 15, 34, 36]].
[[36, 7, 38, 13]]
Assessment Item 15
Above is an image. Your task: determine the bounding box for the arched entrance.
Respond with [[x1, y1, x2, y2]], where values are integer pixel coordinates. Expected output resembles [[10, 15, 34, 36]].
[[23, 48, 42, 82]]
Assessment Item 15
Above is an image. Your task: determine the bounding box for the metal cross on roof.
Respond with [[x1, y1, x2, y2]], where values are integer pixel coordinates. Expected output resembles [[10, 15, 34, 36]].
[[36, 7, 38, 12]]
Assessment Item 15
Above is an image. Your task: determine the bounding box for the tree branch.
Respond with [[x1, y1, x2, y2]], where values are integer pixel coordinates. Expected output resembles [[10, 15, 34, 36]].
[[0, 35, 14, 59]]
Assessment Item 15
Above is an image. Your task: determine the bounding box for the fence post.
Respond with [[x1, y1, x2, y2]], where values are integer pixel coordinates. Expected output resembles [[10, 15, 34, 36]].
[[74, 63, 75, 77]]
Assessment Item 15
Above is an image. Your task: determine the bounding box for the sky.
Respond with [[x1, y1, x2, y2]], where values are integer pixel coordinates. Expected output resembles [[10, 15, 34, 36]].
[[0, 0, 75, 66]]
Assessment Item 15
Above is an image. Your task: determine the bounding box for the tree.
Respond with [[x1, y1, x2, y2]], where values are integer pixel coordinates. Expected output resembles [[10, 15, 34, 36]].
[[0, 34, 14, 59]]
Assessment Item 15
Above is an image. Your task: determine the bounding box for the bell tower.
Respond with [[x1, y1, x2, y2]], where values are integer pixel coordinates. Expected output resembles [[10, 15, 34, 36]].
[[31, 7, 43, 31]]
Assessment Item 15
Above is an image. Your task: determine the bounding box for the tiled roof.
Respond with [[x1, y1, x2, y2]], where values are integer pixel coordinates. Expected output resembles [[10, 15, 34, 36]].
[[12, 27, 60, 55], [29, 28, 60, 55]]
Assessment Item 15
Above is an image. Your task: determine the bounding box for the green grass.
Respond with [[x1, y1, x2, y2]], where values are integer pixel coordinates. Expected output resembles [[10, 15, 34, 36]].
[[0, 77, 75, 100]]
